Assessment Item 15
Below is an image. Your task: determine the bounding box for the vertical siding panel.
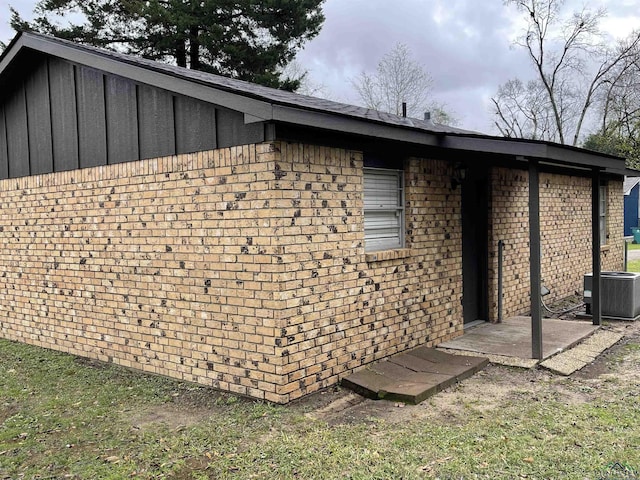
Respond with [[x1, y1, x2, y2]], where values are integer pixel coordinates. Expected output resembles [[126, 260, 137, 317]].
[[137, 84, 175, 159], [0, 106, 8, 179], [174, 95, 217, 154], [49, 58, 79, 172], [76, 65, 107, 168], [26, 62, 53, 175], [105, 75, 139, 164], [216, 107, 264, 148], [5, 85, 30, 178]]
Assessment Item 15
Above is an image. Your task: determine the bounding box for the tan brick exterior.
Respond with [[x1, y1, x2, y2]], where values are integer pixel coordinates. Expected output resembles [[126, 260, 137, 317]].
[[273, 144, 463, 400], [0, 144, 289, 402], [0, 141, 463, 403], [488, 168, 624, 320], [0, 140, 624, 402]]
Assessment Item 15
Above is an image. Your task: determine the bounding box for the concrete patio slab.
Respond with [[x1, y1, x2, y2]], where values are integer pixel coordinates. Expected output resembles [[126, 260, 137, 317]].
[[437, 316, 598, 360], [437, 348, 540, 369]]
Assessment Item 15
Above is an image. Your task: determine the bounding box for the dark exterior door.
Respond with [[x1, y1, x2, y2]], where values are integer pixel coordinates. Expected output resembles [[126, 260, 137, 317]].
[[462, 166, 489, 324]]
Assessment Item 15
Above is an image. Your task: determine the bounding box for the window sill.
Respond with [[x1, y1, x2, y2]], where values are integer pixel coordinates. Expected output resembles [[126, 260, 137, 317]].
[[600, 245, 610, 252], [364, 248, 412, 263]]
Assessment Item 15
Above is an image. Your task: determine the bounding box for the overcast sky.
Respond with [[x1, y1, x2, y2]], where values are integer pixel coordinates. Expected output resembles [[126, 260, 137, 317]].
[[1, 0, 639, 134]]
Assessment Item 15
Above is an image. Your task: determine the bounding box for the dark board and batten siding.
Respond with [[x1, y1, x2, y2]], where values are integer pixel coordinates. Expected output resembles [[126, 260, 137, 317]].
[[138, 84, 175, 160], [49, 58, 79, 172], [76, 65, 107, 168], [5, 84, 30, 178], [25, 62, 53, 175], [175, 96, 217, 154], [0, 55, 265, 180], [105, 75, 138, 164], [0, 108, 7, 179]]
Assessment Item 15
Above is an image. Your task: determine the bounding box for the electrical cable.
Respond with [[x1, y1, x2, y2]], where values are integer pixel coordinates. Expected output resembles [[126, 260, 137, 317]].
[[540, 295, 585, 316]]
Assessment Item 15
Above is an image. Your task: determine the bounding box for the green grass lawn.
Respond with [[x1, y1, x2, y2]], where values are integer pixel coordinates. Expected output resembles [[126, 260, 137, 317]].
[[626, 243, 640, 272], [628, 259, 640, 272], [2, 337, 640, 479]]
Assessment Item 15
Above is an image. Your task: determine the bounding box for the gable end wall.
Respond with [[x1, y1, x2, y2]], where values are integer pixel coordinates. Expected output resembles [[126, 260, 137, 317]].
[[0, 55, 264, 180]]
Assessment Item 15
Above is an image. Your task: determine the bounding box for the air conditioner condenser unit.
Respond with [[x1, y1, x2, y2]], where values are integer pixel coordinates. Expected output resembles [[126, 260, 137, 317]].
[[584, 271, 640, 319]]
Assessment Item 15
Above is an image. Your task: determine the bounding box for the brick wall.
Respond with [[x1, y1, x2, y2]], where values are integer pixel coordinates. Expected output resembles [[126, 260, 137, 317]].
[[488, 168, 624, 320], [0, 141, 463, 403], [0, 144, 291, 403], [272, 144, 463, 401], [0, 139, 623, 403], [604, 179, 625, 272]]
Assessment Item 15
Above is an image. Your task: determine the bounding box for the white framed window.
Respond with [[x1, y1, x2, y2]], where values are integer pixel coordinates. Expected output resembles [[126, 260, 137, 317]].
[[364, 167, 404, 252], [599, 183, 607, 246]]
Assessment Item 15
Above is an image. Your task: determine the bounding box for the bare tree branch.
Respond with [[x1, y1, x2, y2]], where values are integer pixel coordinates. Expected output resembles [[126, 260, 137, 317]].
[[496, 0, 640, 147], [351, 43, 457, 124]]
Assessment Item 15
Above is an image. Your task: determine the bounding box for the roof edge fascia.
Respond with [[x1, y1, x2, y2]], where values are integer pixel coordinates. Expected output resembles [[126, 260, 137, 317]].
[[0, 33, 630, 175], [0, 32, 25, 74], [272, 105, 442, 148], [441, 135, 626, 175]]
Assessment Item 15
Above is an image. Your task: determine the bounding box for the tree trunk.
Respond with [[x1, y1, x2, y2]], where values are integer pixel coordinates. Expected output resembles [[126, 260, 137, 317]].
[[189, 26, 200, 70], [175, 39, 186, 68]]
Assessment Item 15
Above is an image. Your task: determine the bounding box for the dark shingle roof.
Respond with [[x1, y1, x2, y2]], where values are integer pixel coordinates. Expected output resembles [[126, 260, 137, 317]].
[[20, 32, 475, 136]]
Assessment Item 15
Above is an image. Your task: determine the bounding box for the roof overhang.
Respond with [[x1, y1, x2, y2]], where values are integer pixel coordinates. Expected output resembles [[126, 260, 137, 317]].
[[440, 134, 627, 176]]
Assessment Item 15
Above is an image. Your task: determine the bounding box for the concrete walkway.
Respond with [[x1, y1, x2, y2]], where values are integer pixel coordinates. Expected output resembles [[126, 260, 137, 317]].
[[627, 248, 640, 261], [540, 330, 624, 375]]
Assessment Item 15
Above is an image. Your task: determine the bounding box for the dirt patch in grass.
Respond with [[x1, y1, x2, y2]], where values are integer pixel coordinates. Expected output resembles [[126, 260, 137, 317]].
[[125, 385, 251, 430], [166, 455, 212, 480], [308, 366, 592, 427], [73, 356, 113, 369], [0, 403, 19, 424], [127, 404, 213, 430], [576, 322, 640, 380]]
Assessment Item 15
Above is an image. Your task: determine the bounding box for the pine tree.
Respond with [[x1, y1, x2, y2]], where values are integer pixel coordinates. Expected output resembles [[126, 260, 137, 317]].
[[10, 0, 325, 90]]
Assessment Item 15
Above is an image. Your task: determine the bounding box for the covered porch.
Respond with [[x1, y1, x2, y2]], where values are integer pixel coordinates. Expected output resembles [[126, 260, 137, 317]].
[[453, 140, 630, 360]]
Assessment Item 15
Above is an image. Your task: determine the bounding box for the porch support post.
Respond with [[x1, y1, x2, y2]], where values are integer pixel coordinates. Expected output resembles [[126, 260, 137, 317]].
[[529, 159, 543, 360], [592, 169, 602, 326]]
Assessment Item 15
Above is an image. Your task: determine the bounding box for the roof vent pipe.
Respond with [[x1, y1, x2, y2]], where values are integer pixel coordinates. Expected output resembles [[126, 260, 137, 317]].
[[402, 102, 407, 118], [424, 111, 431, 121]]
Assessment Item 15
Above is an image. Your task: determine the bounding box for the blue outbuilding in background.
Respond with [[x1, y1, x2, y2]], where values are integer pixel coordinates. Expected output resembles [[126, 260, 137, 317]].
[[624, 177, 640, 238]]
